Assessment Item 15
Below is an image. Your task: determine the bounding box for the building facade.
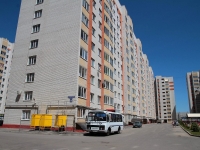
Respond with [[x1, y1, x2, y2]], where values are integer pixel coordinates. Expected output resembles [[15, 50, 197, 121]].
[[186, 71, 200, 113], [4, 0, 155, 127], [0, 38, 14, 120], [155, 76, 176, 123]]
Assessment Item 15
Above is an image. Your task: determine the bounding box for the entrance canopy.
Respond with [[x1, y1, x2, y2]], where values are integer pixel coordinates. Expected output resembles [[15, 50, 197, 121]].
[[187, 113, 200, 118]]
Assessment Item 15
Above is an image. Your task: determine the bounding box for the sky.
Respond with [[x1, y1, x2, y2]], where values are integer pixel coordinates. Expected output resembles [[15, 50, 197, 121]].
[[0, 0, 200, 112]]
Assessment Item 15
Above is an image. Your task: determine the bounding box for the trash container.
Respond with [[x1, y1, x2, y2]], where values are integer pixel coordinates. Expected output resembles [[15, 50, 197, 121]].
[[54, 115, 67, 127], [30, 114, 42, 128], [39, 114, 52, 128]]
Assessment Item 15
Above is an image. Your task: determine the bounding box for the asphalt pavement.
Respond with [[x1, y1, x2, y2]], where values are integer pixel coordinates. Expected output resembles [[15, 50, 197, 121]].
[[0, 124, 199, 150]]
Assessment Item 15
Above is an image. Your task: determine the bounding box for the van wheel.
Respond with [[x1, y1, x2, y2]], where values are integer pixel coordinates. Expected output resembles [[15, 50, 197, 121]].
[[106, 128, 111, 136], [117, 127, 121, 134]]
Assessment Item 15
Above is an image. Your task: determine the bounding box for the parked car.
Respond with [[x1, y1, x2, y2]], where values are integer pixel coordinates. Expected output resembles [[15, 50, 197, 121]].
[[133, 121, 142, 128], [157, 120, 162, 124]]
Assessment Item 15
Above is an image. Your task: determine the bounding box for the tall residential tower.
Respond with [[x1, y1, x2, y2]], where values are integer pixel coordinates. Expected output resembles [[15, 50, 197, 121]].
[[0, 38, 14, 120], [186, 71, 200, 113], [155, 76, 176, 123], [4, 0, 155, 127]]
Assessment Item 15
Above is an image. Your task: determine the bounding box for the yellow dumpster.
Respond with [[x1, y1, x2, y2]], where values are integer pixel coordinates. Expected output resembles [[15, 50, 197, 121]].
[[30, 114, 42, 127], [39, 114, 52, 128], [54, 115, 67, 127]]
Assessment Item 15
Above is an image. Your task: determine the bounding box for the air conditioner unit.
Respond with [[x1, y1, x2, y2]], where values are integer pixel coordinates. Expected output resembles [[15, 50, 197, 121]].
[[17, 91, 22, 95]]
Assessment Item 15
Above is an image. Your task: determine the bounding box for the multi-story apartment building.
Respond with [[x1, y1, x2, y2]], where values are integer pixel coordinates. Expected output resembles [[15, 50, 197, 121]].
[[186, 71, 200, 113], [155, 76, 176, 123], [0, 38, 14, 120], [4, 0, 155, 127]]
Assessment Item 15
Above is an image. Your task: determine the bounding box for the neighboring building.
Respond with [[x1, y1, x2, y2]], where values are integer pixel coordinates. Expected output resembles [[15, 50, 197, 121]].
[[177, 112, 187, 120], [4, 0, 155, 127], [120, 6, 156, 123], [155, 76, 176, 123], [0, 38, 14, 120], [186, 71, 200, 113]]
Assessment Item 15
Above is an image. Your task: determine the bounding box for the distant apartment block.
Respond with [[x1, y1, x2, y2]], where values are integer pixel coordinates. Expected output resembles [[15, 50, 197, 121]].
[[0, 38, 14, 119], [186, 71, 200, 113], [4, 0, 156, 127], [155, 76, 176, 123]]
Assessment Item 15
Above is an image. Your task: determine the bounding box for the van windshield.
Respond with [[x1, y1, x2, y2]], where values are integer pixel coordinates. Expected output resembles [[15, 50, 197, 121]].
[[88, 112, 107, 121]]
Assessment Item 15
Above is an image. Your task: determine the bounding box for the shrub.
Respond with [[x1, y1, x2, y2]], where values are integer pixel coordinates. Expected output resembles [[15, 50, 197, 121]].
[[191, 122, 200, 132]]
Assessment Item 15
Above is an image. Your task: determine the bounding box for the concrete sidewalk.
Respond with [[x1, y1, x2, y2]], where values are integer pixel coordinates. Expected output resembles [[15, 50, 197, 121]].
[[0, 127, 84, 136]]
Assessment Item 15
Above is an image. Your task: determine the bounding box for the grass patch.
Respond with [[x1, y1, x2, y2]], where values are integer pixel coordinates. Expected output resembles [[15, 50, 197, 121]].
[[180, 124, 200, 136]]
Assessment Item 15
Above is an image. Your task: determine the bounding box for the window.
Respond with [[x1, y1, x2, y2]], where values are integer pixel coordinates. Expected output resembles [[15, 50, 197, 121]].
[[104, 39, 109, 49], [104, 95, 109, 104], [24, 91, 33, 101], [99, 21, 102, 30], [127, 76, 130, 81], [82, 0, 89, 11], [98, 35, 102, 43], [99, 9, 102, 17], [104, 27, 109, 37], [98, 96, 101, 104], [91, 75, 95, 85], [104, 52, 109, 62], [82, 13, 89, 27], [79, 65, 87, 79], [90, 93, 94, 102], [110, 98, 113, 105], [104, 80, 109, 89], [98, 49, 101, 57], [91, 58, 95, 68], [36, 0, 43, 5], [127, 57, 129, 64], [127, 66, 129, 72], [110, 57, 113, 66], [32, 24, 40, 33], [110, 83, 113, 92], [93, 0, 96, 8], [28, 56, 36, 65], [92, 27, 95, 36], [127, 85, 130, 91], [114, 91, 117, 97], [81, 30, 88, 43], [78, 86, 86, 98], [22, 110, 31, 120], [99, 0, 102, 5], [77, 108, 86, 118], [92, 13, 96, 22], [30, 39, 38, 49], [98, 63, 101, 72], [34, 10, 42, 18], [91, 42, 95, 51], [98, 79, 101, 88], [128, 94, 130, 101], [80, 47, 88, 60], [26, 73, 35, 83], [110, 70, 113, 79], [104, 66, 110, 76]]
